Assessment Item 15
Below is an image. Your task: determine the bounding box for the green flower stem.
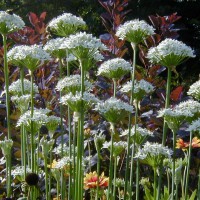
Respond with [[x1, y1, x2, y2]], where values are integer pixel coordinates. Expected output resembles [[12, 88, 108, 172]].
[[113, 156, 118, 199], [157, 67, 172, 200], [44, 156, 49, 200], [48, 150, 53, 200], [172, 129, 178, 200], [175, 183, 178, 200], [124, 42, 137, 200], [185, 131, 193, 199], [197, 167, 200, 199], [57, 181, 60, 200], [58, 58, 65, 200], [136, 159, 140, 200], [113, 78, 117, 98], [154, 167, 158, 200], [95, 147, 101, 200], [156, 166, 163, 200], [107, 122, 115, 200], [73, 120, 77, 200], [2, 34, 12, 198]]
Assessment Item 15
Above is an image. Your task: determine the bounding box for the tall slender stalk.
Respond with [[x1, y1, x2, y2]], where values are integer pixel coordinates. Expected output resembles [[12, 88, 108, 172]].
[[113, 78, 117, 97], [96, 146, 101, 200], [113, 156, 118, 199], [124, 43, 137, 200], [154, 167, 158, 200], [44, 156, 49, 200], [107, 122, 115, 200], [197, 167, 200, 200], [2, 34, 12, 198], [185, 131, 193, 199], [49, 149, 53, 200]]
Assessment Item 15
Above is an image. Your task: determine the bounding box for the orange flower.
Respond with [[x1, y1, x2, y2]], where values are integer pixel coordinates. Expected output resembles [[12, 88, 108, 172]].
[[176, 137, 200, 151], [84, 171, 109, 190]]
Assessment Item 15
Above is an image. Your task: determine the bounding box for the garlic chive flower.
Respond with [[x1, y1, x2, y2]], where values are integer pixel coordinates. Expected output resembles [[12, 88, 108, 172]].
[[17, 108, 51, 134], [121, 126, 153, 145], [45, 115, 60, 138], [0, 11, 25, 35], [9, 79, 39, 96], [47, 13, 86, 37], [94, 132, 106, 150], [11, 94, 31, 113], [147, 38, 195, 68], [60, 91, 99, 112], [7, 44, 51, 71], [12, 166, 31, 181], [95, 97, 133, 123], [43, 37, 69, 58], [187, 79, 200, 100], [0, 137, 13, 157], [135, 142, 172, 168], [53, 157, 72, 170], [120, 79, 154, 101], [116, 19, 155, 44], [187, 118, 200, 132], [97, 58, 132, 79], [40, 136, 55, 157], [103, 141, 127, 157], [53, 144, 77, 157], [65, 32, 107, 62], [56, 74, 93, 95]]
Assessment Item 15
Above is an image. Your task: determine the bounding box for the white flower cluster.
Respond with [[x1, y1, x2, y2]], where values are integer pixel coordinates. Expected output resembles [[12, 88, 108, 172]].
[[0, 11, 25, 34], [9, 79, 39, 96], [47, 13, 86, 36], [96, 97, 133, 114], [46, 115, 60, 137], [40, 136, 55, 156], [56, 74, 93, 93], [66, 53, 77, 62], [61, 91, 99, 112], [97, 58, 132, 79], [7, 44, 51, 70], [0, 137, 13, 156], [120, 79, 154, 99], [103, 141, 127, 156], [116, 19, 155, 43], [187, 79, 200, 100], [44, 38, 68, 53], [53, 144, 77, 156], [66, 32, 107, 52], [121, 126, 154, 137], [157, 108, 193, 118], [187, 118, 200, 132], [135, 142, 172, 160], [54, 156, 72, 169], [12, 166, 31, 178], [147, 38, 195, 67]]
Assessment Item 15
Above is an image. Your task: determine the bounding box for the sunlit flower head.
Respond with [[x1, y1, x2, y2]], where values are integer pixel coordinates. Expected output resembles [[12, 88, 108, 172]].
[[102, 141, 127, 156], [64, 32, 107, 62], [95, 97, 133, 123], [0, 11, 25, 34], [120, 79, 154, 100], [7, 44, 51, 71], [97, 58, 132, 79], [47, 13, 86, 37], [187, 118, 200, 132], [135, 141, 172, 168], [176, 137, 200, 151], [147, 38, 195, 68], [43, 37, 69, 58], [56, 74, 93, 94], [12, 166, 31, 181], [187, 79, 200, 100], [60, 91, 99, 112], [84, 171, 109, 190], [0, 137, 13, 156], [116, 19, 155, 44], [121, 126, 153, 145], [40, 136, 55, 157], [53, 144, 77, 157], [9, 79, 39, 96]]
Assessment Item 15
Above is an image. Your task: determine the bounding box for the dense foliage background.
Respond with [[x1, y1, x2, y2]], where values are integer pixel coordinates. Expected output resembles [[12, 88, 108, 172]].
[[1, 0, 200, 83]]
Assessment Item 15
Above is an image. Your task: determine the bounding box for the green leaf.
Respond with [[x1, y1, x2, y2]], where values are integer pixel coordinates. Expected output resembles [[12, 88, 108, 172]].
[[189, 190, 197, 200]]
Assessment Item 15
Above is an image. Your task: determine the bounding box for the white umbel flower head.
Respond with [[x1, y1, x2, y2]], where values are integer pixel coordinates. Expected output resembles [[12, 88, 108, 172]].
[[95, 97, 133, 123], [187, 118, 200, 132], [65, 32, 107, 62], [135, 141, 172, 168], [56, 74, 93, 94], [0, 137, 13, 157], [147, 38, 195, 67], [121, 126, 153, 145], [47, 13, 86, 37], [102, 141, 127, 157], [12, 166, 31, 181], [40, 136, 55, 157], [116, 19, 155, 44], [120, 79, 154, 100], [54, 156, 72, 169], [97, 58, 132, 79], [187, 80, 200, 100], [60, 91, 99, 112], [43, 37, 69, 58], [46, 115, 60, 138], [0, 11, 25, 34], [7, 44, 51, 71]]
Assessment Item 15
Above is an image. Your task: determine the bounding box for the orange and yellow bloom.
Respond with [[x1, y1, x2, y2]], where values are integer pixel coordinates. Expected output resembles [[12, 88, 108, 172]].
[[176, 137, 200, 151]]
